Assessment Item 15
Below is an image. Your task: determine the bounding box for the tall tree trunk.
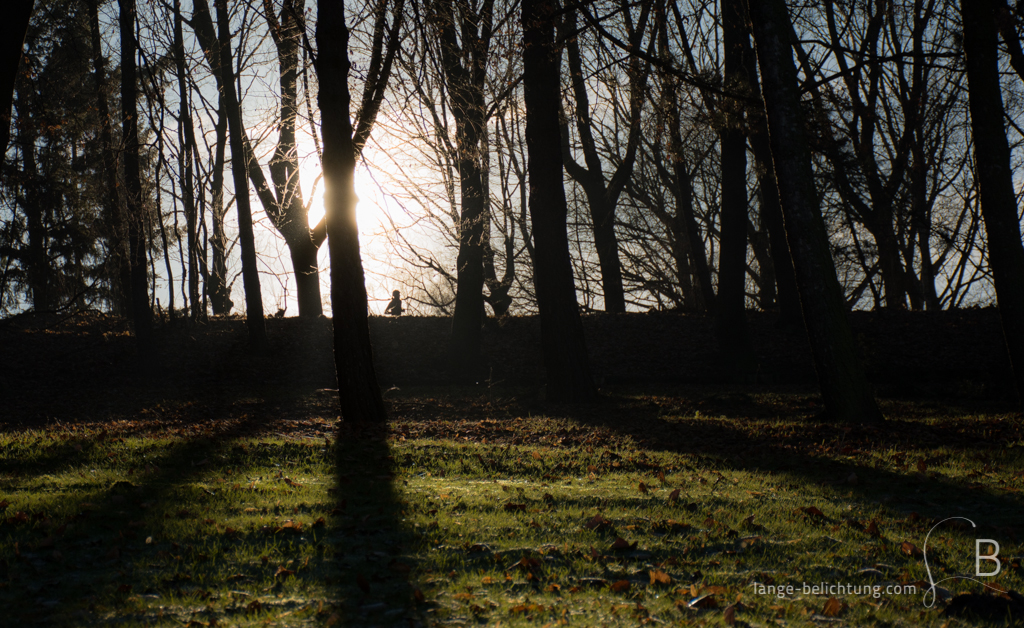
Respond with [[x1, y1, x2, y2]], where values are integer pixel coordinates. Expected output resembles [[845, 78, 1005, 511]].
[[431, 0, 495, 377], [88, 0, 130, 316], [653, 2, 714, 312], [19, 105, 48, 312], [174, 0, 201, 321], [963, 0, 1024, 409], [0, 0, 32, 158], [209, 96, 233, 315], [317, 0, 387, 423], [733, 0, 801, 327], [118, 0, 154, 354], [749, 0, 882, 424], [216, 0, 266, 348], [264, 0, 323, 318], [715, 0, 756, 376], [523, 0, 598, 402], [560, 8, 648, 313]]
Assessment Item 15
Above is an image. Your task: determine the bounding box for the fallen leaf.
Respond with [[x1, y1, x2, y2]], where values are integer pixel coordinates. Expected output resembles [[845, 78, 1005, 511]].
[[799, 506, 826, 518], [668, 489, 681, 503], [275, 566, 295, 578], [610, 537, 635, 551], [583, 514, 611, 530], [900, 541, 923, 558], [724, 603, 737, 625], [649, 569, 672, 585], [610, 580, 631, 593], [503, 503, 526, 512], [822, 596, 844, 617], [638, 482, 648, 494]]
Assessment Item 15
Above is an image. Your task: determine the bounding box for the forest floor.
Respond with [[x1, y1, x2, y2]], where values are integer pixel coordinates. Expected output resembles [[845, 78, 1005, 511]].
[[1, 310, 1023, 626]]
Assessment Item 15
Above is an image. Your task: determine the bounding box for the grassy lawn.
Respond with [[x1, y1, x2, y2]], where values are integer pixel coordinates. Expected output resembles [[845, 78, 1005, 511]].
[[1, 390, 1023, 626]]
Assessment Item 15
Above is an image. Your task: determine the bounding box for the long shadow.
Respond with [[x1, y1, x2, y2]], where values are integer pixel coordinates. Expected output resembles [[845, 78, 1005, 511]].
[[0, 413, 263, 625], [551, 394, 1024, 533], [329, 422, 423, 626], [0, 384, 346, 626]]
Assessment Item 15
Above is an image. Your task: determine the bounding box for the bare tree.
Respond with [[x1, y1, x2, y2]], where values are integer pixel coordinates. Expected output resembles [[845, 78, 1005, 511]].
[[119, 0, 155, 353], [962, 0, 1024, 409], [749, 0, 882, 424], [317, 0, 404, 423], [523, 0, 597, 402], [216, 0, 267, 348]]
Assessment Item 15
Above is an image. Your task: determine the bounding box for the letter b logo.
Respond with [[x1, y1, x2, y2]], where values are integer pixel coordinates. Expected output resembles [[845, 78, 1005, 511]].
[[976, 539, 1001, 576]]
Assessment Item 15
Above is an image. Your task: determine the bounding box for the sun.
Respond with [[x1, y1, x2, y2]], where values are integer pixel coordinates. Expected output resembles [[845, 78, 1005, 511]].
[[301, 165, 384, 232]]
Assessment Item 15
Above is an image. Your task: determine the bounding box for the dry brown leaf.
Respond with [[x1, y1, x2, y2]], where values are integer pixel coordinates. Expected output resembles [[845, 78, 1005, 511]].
[[638, 482, 648, 494], [724, 603, 737, 625], [610, 580, 631, 593], [610, 537, 634, 551], [900, 541, 923, 557], [649, 569, 673, 585], [822, 596, 844, 617]]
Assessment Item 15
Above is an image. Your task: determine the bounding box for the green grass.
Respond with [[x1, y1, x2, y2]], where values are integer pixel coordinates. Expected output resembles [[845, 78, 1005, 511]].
[[1, 396, 1023, 626]]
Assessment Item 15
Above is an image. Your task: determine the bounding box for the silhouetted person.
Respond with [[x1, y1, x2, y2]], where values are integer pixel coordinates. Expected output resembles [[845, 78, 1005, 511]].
[[384, 290, 403, 316]]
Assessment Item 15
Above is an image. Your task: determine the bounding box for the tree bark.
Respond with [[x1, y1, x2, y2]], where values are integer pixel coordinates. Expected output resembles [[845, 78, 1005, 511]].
[[174, 0, 202, 321], [317, 0, 387, 423], [263, 0, 323, 318], [118, 0, 154, 354], [749, 0, 882, 424], [216, 0, 267, 349], [962, 0, 1024, 409], [88, 0, 130, 316], [0, 0, 32, 158], [209, 95, 233, 315], [431, 0, 494, 377], [560, 8, 648, 313], [715, 0, 756, 376], [523, 0, 598, 402]]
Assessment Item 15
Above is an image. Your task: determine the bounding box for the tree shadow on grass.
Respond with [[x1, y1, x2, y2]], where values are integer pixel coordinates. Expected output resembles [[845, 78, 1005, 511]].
[[551, 394, 1024, 534], [330, 422, 424, 626]]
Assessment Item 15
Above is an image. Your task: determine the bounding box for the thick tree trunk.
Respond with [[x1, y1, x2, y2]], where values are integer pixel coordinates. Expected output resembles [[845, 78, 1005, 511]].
[[737, 3, 802, 328], [216, 0, 266, 348], [317, 0, 387, 423], [118, 0, 154, 354], [963, 0, 1024, 409], [715, 0, 756, 376], [429, 0, 495, 376], [749, 0, 882, 424], [523, 0, 598, 402], [0, 0, 32, 158]]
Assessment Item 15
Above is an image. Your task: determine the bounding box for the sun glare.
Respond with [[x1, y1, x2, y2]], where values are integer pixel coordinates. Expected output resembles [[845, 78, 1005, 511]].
[[301, 165, 384, 232]]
